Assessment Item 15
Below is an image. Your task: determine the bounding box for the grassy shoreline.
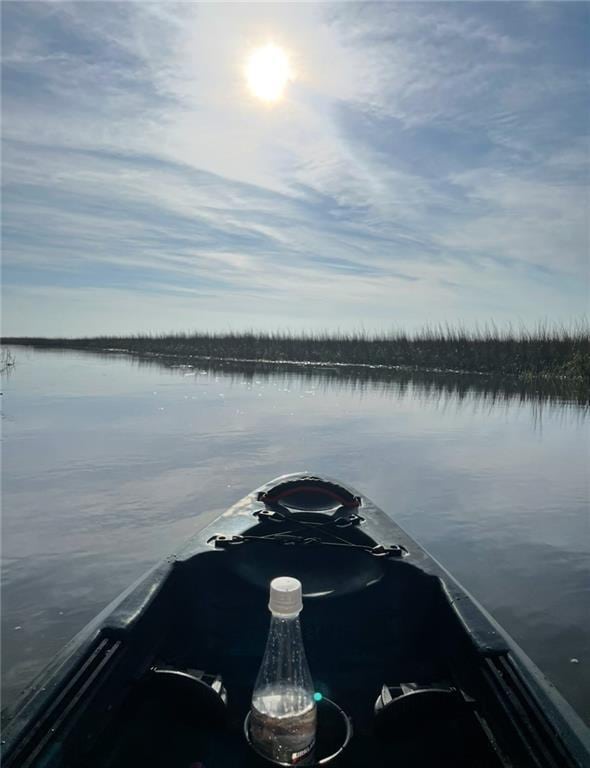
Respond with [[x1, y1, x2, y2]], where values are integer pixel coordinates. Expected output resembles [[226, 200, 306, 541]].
[[3, 326, 589, 385]]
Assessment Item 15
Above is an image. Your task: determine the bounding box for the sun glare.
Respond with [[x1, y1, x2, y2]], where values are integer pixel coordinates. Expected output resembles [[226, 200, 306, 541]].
[[245, 43, 293, 103]]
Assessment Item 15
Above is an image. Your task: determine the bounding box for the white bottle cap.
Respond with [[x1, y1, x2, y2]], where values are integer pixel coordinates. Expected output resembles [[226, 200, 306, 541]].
[[269, 576, 303, 617]]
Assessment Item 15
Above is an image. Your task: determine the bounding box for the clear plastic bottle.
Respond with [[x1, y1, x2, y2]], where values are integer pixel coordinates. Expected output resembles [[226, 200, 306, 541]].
[[250, 577, 317, 764]]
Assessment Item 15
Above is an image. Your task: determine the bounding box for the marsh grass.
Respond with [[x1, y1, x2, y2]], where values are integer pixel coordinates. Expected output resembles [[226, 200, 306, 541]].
[[4, 323, 588, 383]]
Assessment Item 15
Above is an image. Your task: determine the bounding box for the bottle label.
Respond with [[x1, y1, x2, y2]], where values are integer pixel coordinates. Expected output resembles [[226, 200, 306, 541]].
[[250, 698, 316, 764], [291, 737, 315, 763]]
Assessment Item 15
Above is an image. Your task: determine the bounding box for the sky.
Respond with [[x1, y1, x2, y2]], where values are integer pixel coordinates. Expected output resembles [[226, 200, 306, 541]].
[[1, 1, 589, 336]]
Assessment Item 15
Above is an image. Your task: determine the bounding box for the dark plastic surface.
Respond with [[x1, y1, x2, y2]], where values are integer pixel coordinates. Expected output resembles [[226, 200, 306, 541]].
[[2, 473, 589, 768]]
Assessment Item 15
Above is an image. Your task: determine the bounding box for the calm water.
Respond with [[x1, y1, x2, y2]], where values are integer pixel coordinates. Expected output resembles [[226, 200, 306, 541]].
[[1, 348, 589, 722]]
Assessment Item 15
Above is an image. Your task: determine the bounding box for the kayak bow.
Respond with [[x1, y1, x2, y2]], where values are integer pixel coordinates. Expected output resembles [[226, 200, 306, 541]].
[[2, 473, 589, 767]]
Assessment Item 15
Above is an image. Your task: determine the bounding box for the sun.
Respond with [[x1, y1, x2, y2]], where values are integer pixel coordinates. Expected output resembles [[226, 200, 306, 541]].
[[245, 43, 293, 103]]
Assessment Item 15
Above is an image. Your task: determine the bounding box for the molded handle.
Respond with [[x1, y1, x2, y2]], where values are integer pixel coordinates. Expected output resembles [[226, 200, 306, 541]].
[[258, 476, 361, 511]]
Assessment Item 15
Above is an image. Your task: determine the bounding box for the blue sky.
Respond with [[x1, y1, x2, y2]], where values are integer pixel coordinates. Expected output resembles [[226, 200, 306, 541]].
[[1, 1, 588, 335]]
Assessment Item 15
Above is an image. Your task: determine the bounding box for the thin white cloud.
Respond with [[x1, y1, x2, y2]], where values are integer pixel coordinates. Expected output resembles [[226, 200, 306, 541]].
[[2, 2, 588, 334]]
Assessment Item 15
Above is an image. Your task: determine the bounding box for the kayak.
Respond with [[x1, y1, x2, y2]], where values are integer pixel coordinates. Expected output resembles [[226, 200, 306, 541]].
[[2, 473, 589, 768]]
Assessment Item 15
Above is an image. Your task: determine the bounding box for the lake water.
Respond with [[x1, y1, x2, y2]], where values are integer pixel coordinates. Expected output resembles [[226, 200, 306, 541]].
[[1, 347, 589, 723]]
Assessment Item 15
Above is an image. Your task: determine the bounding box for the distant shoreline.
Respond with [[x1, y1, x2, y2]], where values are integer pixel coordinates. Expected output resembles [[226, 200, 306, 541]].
[[3, 327, 588, 388]]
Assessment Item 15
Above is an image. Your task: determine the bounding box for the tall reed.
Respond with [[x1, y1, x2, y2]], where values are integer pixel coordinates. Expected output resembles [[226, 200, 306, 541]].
[[3, 322, 588, 382]]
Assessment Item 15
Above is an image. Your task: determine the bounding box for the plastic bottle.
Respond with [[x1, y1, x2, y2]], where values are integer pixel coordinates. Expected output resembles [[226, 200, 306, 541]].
[[250, 576, 317, 764]]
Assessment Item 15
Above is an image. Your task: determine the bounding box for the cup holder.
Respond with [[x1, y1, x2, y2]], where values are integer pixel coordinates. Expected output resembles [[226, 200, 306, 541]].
[[244, 697, 352, 766], [141, 666, 228, 726]]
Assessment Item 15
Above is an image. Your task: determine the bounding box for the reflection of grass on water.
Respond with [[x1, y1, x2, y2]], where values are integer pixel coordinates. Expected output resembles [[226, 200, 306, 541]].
[[3, 324, 588, 383], [0, 348, 16, 374], [142, 356, 589, 413]]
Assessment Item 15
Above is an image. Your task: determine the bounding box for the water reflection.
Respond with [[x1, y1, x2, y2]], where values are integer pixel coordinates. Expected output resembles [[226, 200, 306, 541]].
[[124, 354, 590, 418], [1, 347, 588, 724], [7, 345, 589, 412]]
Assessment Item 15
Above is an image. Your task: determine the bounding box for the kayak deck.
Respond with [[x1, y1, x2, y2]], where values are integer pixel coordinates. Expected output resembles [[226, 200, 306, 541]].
[[84, 546, 501, 767], [3, 474, 589, 768]]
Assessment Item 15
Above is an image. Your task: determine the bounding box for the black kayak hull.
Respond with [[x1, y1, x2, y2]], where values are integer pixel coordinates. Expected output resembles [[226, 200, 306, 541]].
[[2, 473, 589, 768]]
